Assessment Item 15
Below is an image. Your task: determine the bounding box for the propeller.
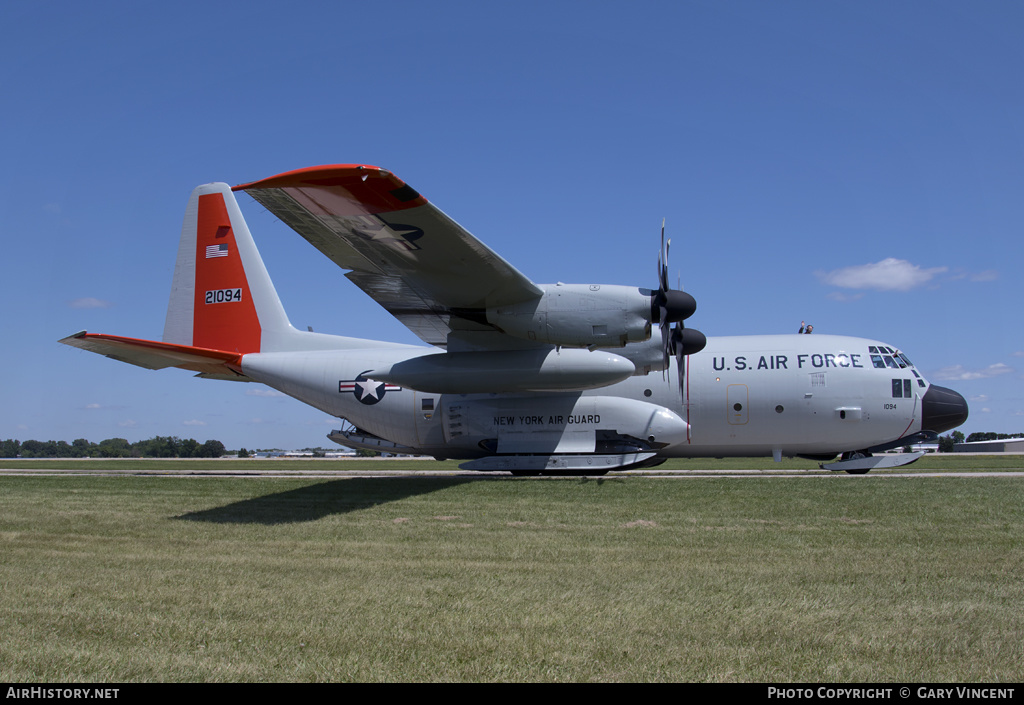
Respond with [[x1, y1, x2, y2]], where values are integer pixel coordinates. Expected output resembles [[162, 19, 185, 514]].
[[652, 220, 706, 395]]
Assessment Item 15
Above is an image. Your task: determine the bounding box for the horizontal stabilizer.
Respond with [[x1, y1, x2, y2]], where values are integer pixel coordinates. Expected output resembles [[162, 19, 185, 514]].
[[59, 331, 247, 379]]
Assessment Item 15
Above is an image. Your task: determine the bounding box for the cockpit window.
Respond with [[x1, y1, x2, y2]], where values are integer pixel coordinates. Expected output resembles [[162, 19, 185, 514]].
[[870, 346, 917, 371], [892, 379, 914, 398]]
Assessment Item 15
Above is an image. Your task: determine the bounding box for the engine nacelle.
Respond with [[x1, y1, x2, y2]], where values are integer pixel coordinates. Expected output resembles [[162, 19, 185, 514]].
[[486, 284, 652, 348]]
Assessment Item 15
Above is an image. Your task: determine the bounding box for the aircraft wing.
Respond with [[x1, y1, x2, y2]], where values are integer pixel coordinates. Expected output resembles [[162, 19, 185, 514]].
[[234, 165, 543, 347]]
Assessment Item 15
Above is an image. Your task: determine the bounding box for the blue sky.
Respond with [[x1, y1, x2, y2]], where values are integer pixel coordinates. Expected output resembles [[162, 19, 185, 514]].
[[2, 1, 1021, 449]]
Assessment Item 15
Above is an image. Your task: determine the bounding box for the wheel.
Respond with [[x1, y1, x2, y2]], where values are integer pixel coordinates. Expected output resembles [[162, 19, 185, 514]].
[[841, 450, 872, 474]]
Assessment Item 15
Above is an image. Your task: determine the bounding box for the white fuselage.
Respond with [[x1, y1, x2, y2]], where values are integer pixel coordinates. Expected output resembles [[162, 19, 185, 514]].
[[239, 333, 930, 461]]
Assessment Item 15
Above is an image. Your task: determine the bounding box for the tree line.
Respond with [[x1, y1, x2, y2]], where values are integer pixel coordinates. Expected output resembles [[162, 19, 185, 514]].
[[1, 436, 227, 459], [937, 431, 1024, 453], [5, 432, 1018, 459]]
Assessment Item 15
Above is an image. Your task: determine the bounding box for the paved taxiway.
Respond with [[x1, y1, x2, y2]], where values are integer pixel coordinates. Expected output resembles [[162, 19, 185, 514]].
[[2, 465, 1022, 479]]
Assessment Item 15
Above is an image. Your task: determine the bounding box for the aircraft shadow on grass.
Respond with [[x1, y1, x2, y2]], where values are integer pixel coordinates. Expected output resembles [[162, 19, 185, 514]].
[[174, 477, 478, 525]]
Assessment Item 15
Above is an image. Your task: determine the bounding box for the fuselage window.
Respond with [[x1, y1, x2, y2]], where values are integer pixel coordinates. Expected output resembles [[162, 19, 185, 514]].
[[903, 379, 912, 397], [871, 355, 885, 369]]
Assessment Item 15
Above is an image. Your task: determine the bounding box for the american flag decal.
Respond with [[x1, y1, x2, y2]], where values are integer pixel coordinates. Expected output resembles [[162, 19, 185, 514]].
[[206, 244, 229, 258]]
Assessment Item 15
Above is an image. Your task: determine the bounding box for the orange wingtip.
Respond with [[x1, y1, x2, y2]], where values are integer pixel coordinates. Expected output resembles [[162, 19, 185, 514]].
[[233, 164, 385, 191], [233, 164, 427, 215]]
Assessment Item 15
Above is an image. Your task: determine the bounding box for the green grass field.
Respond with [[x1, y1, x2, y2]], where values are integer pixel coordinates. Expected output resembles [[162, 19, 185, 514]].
[[3, 453, 1023, 473], [1, 466, 1022, 681]]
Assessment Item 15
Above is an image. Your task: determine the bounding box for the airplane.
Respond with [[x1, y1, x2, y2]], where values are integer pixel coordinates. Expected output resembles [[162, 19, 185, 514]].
[[60, 164, 969, 475]]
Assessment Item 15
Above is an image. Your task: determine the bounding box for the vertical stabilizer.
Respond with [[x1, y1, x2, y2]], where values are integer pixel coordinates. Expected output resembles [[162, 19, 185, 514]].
[[163, 183, 294, 353]]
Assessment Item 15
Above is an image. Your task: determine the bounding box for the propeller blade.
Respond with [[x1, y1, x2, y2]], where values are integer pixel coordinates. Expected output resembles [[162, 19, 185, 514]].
[[677, 341, 686, 398], [653, 220, 705, 389], [671, 326, 708, 397], [658, 220, 668, 292], [661, 323, 670, 379]]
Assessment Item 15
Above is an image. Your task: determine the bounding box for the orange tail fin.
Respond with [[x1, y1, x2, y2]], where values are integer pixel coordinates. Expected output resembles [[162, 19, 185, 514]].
[[163, 183, 293, 353]]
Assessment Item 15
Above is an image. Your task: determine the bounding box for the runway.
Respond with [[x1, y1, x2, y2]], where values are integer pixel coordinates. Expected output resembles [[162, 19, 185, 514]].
[[2, 464, 1022, 479]]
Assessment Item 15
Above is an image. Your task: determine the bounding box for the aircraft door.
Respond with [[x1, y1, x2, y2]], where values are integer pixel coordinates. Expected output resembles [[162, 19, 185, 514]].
[[413, 392, 443, 447], [727, 384, 748, 425]]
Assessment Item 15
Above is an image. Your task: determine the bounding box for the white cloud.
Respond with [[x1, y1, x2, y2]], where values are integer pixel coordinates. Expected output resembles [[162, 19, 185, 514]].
[[816, 258, 947, 291], [932, 363, 1014, 381], [69, 297, 112, 309], [183, 419, 207, 426], [970, 270, 999, 282]]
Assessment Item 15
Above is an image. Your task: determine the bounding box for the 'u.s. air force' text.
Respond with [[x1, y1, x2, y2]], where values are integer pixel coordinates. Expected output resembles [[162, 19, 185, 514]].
[[713, 354, 865, 372]]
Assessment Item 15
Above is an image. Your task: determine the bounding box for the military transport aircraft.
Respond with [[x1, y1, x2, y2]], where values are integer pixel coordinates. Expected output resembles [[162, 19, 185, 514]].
[[60, 165, 968, 475]]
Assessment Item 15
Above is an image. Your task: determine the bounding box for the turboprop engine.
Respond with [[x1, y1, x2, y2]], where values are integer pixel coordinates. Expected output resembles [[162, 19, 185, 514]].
[[485, 283, 697, 352], [486, 284, 652, 348]]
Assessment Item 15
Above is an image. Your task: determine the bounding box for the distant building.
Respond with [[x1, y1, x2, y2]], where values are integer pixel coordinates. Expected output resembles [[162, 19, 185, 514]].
[[953, 438, 1024, 453]]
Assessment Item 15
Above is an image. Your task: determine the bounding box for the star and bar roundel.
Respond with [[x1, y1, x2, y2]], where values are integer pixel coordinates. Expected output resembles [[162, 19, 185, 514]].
[[339, 372, 402, 405]]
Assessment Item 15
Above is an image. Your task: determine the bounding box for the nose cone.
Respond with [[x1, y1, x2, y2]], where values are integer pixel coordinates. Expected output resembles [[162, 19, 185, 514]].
[[921, 385, 969, 434]]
